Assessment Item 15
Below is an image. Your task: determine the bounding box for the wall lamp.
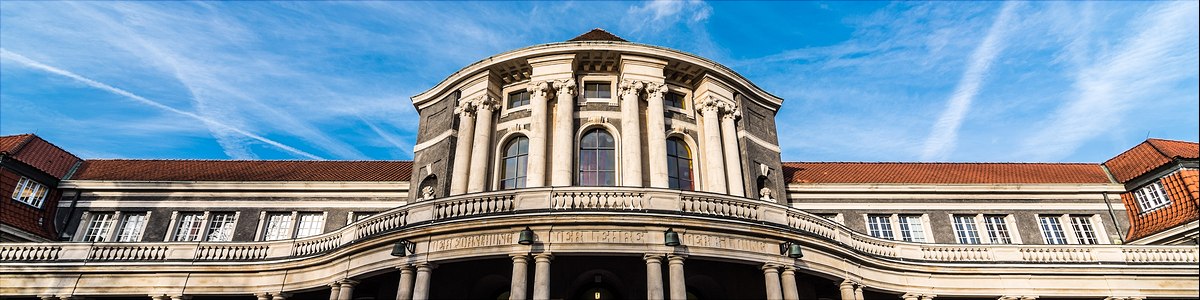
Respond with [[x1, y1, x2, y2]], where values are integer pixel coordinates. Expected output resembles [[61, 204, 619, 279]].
[[664, 228, 681, 246], [779, 241, 803, 258], [518, 227, 535, 245], [391, 239, 416, 257]]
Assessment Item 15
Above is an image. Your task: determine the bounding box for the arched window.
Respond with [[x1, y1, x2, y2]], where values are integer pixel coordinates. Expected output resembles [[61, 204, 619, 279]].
[[666, 138, 694, 190], [499, 136, 529, 190], [578, 129, 616, 186]]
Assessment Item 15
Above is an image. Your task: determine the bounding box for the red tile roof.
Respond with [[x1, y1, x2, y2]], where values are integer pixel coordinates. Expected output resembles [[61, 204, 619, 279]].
[[0, 134, 83, 179], [782, 162, 1113, 184], [71, 160, 413, 182], [567, 28, 628, 42], [1104, 138, 1199, 183]]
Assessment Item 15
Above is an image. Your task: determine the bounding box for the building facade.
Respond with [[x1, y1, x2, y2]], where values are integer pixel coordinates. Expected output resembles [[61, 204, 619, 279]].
[[1, 29, 1197, 300]]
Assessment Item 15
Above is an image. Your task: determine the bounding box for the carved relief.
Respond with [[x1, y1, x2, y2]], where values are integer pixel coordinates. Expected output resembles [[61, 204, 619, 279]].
[[549, 230, 646, 244], [553, 78, 576, 98], [681, 234, 772, 254], [646, 82, 667, 101], [473, 95, 499, 111], [527, 81, 551, 99], [429, 233, 514, 251], [618, 79, 645, 99], [454, 98, 477, 117]]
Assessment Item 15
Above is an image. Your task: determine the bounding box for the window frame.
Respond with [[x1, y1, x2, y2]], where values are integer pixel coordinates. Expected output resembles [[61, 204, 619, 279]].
[[256, 211, 327, 241], [171, 212, 207, 242], [11, 176, 49, 208], [82, 212, 117, 242], [577, 75, 618, 105], [865, 213, 931, 243], [499, 135, 530, 190], [1038, 214, 1108, 245], [500, 83, 533, 116], [1133, 181, 1171, 213], [577, 128, 618, 187], [114, 212, 150, 242], [666, 137, 695, 191], [204, 212, 239, 242]]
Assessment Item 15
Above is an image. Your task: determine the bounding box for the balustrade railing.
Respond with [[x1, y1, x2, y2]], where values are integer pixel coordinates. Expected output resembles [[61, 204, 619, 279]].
[[0, 187, 1195, 266]]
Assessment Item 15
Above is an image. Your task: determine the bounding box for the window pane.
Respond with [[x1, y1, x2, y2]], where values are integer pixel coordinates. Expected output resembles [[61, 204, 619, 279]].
[[598, 131, 615, 147], [500, 137, 529, 190], [898, 215, 926, 242], [1071, 216, 1098, 244], [84, 213, 115, 242], [953, 215, 981, 244], [983, 215, 1013, 244], [263, 213, 294, 241], [295, 213, 324, 238], [173, 213, 205, 242], [206, 213, 237, 242], [116, 213, 147, 242], [1039, 216, 1068, 244], [867, 215, 894, 240], [598, 150, 615, 171]]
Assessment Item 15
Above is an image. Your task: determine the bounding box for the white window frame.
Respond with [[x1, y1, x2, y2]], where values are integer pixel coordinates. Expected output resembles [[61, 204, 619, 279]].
[[1038, 214, 1109, 245], [169, 212, 207, 242], [114, 211, 151, 242], [952, 214, 1022, 244], [500, 82, 533, 116], [347, 211, 376, 225], [256, 211, 326, 241], [1133, 181, 1171, 213], [11, 176, 49, 208], [204, 212, 240, 242], [81, 212, 117, 242], [294, 212, 327, 238], [662, 84, 696, 119], [577, 75, 617, 105], [863, 213, 932, 243]]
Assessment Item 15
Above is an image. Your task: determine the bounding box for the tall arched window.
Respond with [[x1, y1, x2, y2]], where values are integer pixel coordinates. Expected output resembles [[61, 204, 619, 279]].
[[500, 136, 529, 190], [578, 129, 616, 186], [666, 138, 694, 190]]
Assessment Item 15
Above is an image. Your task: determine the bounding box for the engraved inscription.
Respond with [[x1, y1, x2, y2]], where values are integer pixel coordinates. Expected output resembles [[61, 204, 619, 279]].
[[550, 230, 646, 244], [430, 233, 513, 251], [682, 234, 772, 254]]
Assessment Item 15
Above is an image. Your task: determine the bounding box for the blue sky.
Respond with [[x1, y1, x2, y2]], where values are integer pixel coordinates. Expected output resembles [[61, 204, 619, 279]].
[[1, 1, 1196, 162]]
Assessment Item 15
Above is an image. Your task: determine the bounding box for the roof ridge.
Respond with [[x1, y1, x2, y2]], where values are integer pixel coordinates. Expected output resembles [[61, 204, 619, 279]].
[[1, 133, 36, 155], [82, 159, 413, 162]]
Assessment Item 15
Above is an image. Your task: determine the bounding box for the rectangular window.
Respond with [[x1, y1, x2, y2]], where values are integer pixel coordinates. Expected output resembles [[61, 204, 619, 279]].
[[173, 212, 205, 242], [1133, 181, 1171, 213], [205, 213, 237, 242], [295, 213, 325, 238], [953, 215, 982, 244], [83, 212, 115, 242], [11, 177, 49, 208], [114, 213, 147, 242], [263, 213, 294, 241], [665, 92, 686, 109], [583, 82, 611, 99], [866, 214, 894, 240], [897, 215, 927, 242], [508, 90, 530, 108], [354, 212, 375, 222], [1070, 216, 1099, 245], [1039, 216, 1068, 244], [983, 215, 1013, 244]]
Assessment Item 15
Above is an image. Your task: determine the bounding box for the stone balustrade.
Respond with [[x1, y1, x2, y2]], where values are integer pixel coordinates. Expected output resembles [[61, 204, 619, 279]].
[[0, 187, 1196, 265]]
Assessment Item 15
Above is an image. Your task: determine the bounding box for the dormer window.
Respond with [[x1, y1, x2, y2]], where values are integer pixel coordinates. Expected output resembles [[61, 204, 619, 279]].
[[583, 82, 611, 100], [1133, 181, 1171, 213], [11, 177, 48, 208], [508, 90, 530, 109]]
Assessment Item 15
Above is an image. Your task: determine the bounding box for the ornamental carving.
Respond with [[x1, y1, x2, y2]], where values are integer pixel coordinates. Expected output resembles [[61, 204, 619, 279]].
[[553, 78, 576, 98], [697, 95, 737, 116], [473, 95, 499, 111], [527, 81, 551, 99], [454, 99, 477, 117], [618, 79, 645, 99], [645, 82, 668, 101]]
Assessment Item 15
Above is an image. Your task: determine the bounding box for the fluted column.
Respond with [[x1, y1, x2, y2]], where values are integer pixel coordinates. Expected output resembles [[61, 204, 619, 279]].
[[510, 254, 530, 300], [763, 264, 783, 300], [618, 80, 644, 187], [533, 253, 554, 300], [396, 265, 416, 300], [328, 281, 341, 300], [719, 108, 744, 197], [667, 255, 687, 300], [839, 280, 856, 300], [412, 263, 436, 300], [337, 279, 357, 300], [450, 100, 478, 195], [467, 96, 498, 193], [550, 79, 576, 186], [526, 81, 551, 188], [781, 267, 799, 300], [698, 97, 727, 193], [644, 254, 665, 300], [644, 83, 669, 188]]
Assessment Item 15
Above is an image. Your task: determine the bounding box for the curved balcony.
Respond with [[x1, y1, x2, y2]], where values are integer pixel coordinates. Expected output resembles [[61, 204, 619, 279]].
[[2, 187, 1196, 266]]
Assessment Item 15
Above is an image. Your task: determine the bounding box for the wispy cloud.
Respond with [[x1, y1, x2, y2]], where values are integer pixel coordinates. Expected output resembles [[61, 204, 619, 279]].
[[919, 1, 1017, 161], [1018, 1, 1200, 160], [0, 48, 324, 160]]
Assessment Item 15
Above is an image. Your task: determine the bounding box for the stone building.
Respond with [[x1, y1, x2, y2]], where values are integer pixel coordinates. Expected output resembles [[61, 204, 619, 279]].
[[1, 29, 1197, 300]]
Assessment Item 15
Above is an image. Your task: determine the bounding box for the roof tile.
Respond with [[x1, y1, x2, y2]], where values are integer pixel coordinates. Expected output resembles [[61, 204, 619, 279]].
[[71, 160, 412, 182], [1104, 138, 1199, 183], [783, 162, 1112, 184]]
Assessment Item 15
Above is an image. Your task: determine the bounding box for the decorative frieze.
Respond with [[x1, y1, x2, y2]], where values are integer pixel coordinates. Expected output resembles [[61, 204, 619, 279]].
[[429, 233, 514, 252], [549, 230, 646, 244]]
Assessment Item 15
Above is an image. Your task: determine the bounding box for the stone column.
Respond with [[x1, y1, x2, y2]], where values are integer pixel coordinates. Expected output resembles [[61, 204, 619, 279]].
[[150, 295, 170, 300], [644, 83, 669, 188], [667, 255, 687, 300], [644, 254, 665, 300], [397, 264, 416, 300], [450, 100, 478, 195], [412, 263, 437, 300], [525, 81, 551, 188], [698, 97, 727, 193], [838, 280, 856, 300], [781, 267, 799, 300], [271, 294, 288, 300], [255, 293, 271, 300], [328, 281, 342, 300], [533, 253, 553, 300], [337, 279, 357, 300], [719, 108, 744, 197], [901, 293, 920, 300], [550, 79, 576, 186], [854, 284, 864, 300], [920, 294, 937, 300], [171, 295, 192, 300], [467, 96, 498, 193], [510, 254, 530, 300], [763, 264, 783, 300], [618, 80, 644, 187]]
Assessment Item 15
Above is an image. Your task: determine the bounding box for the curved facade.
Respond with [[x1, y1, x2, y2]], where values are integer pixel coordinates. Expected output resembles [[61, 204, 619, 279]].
[[1, 30, 1198, 300]]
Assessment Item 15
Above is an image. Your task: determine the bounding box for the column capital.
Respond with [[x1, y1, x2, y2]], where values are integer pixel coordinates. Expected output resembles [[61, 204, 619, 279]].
[[338, 279, 359, 287], [761, 263, 782, 271], [667, 254, 687, 263], [396, 263, 416, 272], [472, 95, 499, 111], [415, 262, 439, 270], [643, 253, 665, 261], [839, 279, 856, 288], [534, 252, 554, 262], [254, 292, 273, 299], [454, 99, 477, 117], [697, 95, 736, 114], [553, 78, 576, 97], [527, 80, 552, 97], [270, 293, 290, 300], [780, 266, 797, 274], [169, 295, 193, 300], [619, 79, 646, 97], [920, 294, 938, 300], [510, 253, 531, 261], [645, 82, 668, 98]]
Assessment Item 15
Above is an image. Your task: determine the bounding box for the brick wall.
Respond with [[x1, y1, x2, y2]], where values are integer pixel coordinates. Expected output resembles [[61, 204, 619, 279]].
[[0, 168, 60, 240], [1124, 169, 1200, 241]]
